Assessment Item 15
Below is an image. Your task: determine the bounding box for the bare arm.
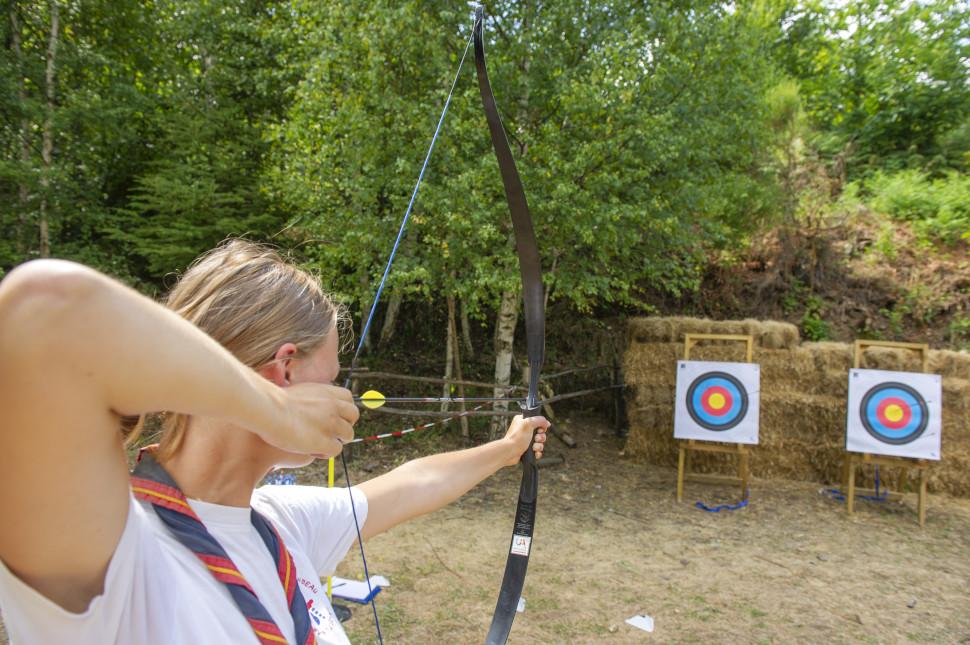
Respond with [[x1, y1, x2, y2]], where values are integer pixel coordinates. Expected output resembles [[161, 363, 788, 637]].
[[356, 415, 549, 540], [0, 260, 355, 611]]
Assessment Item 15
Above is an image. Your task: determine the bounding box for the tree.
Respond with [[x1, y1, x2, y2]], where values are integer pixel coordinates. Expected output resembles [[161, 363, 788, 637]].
[[764, 0, 970, 176], [272, 0, 778, 407]]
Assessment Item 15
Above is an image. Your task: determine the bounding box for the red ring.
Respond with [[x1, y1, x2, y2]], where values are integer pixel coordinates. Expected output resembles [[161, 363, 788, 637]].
[[700, 386, 732, 416], [876, 397, 912, 430]]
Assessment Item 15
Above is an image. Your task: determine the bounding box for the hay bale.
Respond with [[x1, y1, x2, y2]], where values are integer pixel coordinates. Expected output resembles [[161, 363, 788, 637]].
[[708, 320, 747, 336], [623, 318, 970, 497], [628, 384, 675, 407], [929, 350, 970, 380], [628, 317, 676, 344], [757, 348, 817, 395], [806, 342, 853, 372], [859, 346, 924, 372], [625, 316, 704, 343], [759, 321, 800, 350], [625, 403, 676, 465], [683, 344, 752, 363], [624, 342, 680, 385], [741, 318, 764, 338], [943, 378, 970, 413], [668, 317, 714, 339]]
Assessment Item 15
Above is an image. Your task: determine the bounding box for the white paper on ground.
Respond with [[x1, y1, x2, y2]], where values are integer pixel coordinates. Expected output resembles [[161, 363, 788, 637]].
[[330, 575, 390, 602], [625, 614, 655, 633]]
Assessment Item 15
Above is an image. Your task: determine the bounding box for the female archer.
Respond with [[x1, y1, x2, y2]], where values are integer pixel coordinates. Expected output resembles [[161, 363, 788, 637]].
[[0, 239, 548, 644]]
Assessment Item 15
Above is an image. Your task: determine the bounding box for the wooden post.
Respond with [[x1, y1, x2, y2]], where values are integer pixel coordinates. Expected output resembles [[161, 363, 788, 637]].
[[844, 340, 931, 526], [677, 444, 686, 502], [918, 466, 928, 528], [676, 334, 755, 502], [739, 445, 750, 498], [612, 357, 626, 437], [846, 458, 856, 515]]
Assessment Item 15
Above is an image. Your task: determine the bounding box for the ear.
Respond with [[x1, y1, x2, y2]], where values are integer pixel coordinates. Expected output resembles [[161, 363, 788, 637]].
[[257, 342, 299, 387]]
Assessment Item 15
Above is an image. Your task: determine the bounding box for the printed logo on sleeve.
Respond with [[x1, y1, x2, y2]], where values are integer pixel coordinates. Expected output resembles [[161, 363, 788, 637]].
[[510, 534, 531, 557], [302, 579, 344, 641]]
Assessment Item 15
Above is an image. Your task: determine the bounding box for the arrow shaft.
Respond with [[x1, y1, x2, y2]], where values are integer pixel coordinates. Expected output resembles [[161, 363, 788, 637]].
[[355, 395, 525, 404]]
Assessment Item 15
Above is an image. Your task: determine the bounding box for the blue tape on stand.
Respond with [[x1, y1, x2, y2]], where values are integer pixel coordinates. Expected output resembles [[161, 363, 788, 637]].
[[695, 489, 750, 513], [823, 465, 888, 503]]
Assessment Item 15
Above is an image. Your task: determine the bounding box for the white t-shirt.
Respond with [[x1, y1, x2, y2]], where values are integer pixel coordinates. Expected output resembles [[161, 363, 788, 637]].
[[0, 484, 369, 644]]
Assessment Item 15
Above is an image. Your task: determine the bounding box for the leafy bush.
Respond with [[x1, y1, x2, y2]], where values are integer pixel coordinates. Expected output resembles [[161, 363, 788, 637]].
[[865, 170, 970, 243], [949, 317, 970, 350], [801, 295, 830, 341]]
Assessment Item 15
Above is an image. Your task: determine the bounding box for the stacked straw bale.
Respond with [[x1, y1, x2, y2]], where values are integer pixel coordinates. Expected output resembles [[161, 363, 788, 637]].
[[624, 317, 970, 498]]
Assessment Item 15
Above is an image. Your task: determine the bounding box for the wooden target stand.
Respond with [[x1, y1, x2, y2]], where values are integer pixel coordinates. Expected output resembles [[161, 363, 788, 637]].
[[676, 334, 753, 503], [842, 340, 930, 527]]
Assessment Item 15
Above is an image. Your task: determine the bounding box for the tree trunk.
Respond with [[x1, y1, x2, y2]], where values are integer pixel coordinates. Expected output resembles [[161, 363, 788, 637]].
[[378, 292, 403, 347], [491, 289, 519, 437], [39, 0, 59, 259], [447, 295, 469, 438], [460, 298, 474, 357], [10, 4, 30, 253], [441, 303, 454, 412], [357, 273, 372, 353]]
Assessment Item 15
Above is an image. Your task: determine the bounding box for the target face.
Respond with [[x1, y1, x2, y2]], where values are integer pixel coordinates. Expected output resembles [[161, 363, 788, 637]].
[[686, 372, 748, 431], [859, 382, 928, 444], [674, 361, 760, 444], [846, 369, 942, 460]]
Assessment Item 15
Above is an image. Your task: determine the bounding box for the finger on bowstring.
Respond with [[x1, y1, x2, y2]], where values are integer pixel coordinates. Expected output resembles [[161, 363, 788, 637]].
[[310, 438, 343, 461], [333, 398, 360, 424], [332, 419, 355, 445]]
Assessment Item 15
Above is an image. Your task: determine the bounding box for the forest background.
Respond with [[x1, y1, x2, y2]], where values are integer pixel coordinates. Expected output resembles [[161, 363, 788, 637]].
[[2, 0, 968, 428]]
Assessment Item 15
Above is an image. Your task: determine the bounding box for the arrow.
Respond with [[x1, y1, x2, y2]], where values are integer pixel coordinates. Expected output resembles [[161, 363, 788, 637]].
[[355, 390, 528, 409]]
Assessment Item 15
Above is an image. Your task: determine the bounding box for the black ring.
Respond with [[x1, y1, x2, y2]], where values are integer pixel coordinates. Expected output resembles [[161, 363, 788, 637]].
[[859, 381, 929, 445], [685, 371, 749, 431]]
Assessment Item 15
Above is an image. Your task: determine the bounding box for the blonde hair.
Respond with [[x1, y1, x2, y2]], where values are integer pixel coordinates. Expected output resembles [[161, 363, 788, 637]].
[[125, 239, 347, 458]]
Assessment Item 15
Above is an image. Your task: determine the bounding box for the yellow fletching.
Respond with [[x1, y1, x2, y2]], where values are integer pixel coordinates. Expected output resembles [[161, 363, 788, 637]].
[[360, 389, 386, 409]]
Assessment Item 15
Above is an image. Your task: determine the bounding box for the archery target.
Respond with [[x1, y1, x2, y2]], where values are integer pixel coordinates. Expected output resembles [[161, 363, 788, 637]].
[[674, 361, 760, 444], [846, 369, 942, 460]]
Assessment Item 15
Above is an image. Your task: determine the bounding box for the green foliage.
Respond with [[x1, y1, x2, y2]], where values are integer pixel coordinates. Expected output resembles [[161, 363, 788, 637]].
[[880, 305, 906, 338], [948, 317, 970, 350], [800, 294, 830, 340], [0, 0, 965, 342], [762, 0, 969, 177], [273, 0, 778, 316], [865, 169, 970, 244]]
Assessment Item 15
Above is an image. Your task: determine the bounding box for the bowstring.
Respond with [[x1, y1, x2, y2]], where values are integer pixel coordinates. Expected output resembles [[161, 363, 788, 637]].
[[337, 27, 475, 645]]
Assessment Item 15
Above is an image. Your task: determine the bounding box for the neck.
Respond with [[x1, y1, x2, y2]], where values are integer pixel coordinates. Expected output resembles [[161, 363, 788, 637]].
[[161, 419, 271, 507]]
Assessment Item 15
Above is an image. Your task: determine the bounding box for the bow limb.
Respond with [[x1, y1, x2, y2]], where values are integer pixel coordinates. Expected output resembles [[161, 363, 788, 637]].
[[474, 7, 546, 644]]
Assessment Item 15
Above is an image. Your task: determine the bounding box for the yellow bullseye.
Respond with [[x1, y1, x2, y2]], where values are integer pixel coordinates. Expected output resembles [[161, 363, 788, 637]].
[[884, 404, 904, 423], [708, 392, 726, 410]]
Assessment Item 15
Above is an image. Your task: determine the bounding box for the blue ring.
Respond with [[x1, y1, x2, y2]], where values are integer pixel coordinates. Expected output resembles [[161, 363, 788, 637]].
[[859, 382, 928, 445], [686, 372, 748, 431]]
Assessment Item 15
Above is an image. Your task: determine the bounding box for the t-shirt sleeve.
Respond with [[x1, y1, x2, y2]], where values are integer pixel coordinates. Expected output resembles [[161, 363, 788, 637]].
[[0, 495, 149, 644], [252, 484, 369, 576]]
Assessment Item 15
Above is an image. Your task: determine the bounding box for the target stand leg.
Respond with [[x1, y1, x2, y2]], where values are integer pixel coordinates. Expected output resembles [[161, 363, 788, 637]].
[[844, 452, 928, 526], [678, 439, 749, 502], [846, 455, 857, 516], [739, 446, 750, 499], [677, 444, 686, 502], [918, 467, 927, 528]]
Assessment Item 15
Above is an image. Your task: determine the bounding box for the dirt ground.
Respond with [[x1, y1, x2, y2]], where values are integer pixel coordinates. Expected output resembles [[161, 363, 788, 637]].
[[3, 412, 969, 644], [334, 412, 970, 644]]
